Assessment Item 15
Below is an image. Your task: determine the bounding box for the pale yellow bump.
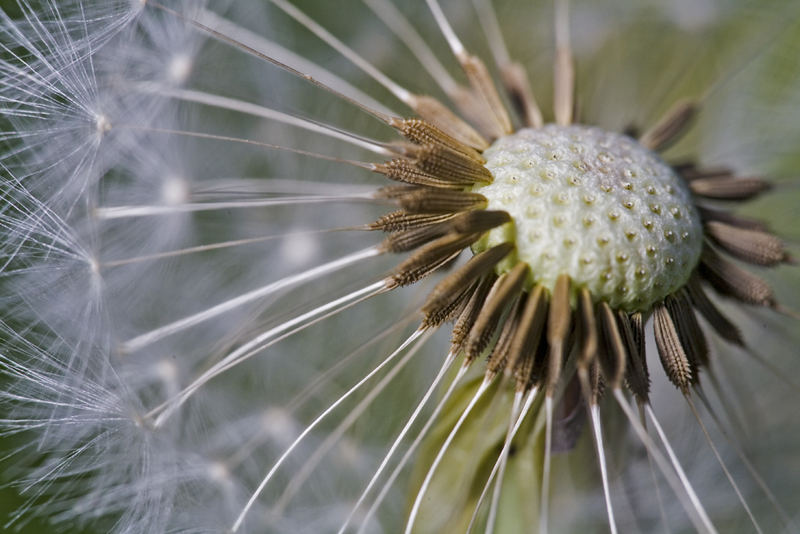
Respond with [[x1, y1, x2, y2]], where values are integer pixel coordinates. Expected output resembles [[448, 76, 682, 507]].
[[598, 152, 614, 163], [528, 183, 544, 196]]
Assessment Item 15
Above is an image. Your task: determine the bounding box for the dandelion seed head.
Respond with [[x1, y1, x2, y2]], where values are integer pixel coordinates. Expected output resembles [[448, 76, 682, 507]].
[[473, 124, 702, 310], [280, 231, 318, 266], [160, 173, 190, 205], [166, 52, 194, 85], [263, 408, 296, 444], [207, 460, 233, 485], [94, 112, 113, 136]]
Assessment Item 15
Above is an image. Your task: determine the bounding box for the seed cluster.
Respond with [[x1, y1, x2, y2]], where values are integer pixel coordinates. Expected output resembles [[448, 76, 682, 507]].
[[473, 125, 703, 311]]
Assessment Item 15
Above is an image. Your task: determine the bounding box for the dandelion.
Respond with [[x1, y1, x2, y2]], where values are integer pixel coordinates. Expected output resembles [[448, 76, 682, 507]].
[[2, 1, 800, 533]]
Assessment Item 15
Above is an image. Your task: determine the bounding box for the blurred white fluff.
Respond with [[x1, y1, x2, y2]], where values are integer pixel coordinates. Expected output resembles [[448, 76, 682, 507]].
[[1, 1, 404, 532], [2, 1, 800, 533]]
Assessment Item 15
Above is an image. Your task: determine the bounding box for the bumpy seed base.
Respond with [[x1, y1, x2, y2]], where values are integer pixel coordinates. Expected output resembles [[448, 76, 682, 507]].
[[473, 125, 703, 311]]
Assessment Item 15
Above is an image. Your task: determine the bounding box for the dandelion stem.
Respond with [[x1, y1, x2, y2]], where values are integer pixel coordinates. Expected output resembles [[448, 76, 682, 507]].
[[643, 400, 718, 534], [361, 0, 459, 96], [196, 8, 393, 115], [150, 280, 389, 427], [95, 195, 376, 219], [613, 390, 715, 534], [466, 387, 538, 534], [273, 325, 429, 514], [338, 351, 457, 534], [142, 86, 394, 155], [122, 246, 380, 353], [685, 395, 763, 534], [485, 390, 524, 534], [539, 394, 554, 534], [101, 229, 338, 268], [696, 392, 794, 528], [114, 125, 386, 171], [590, 404, 618, 534], [270, 0, 412, 103], [405, 375, 493, 534], [356, 363, 471, 534], [148, 1, 397, 123], [230, 327, 430, 532], [424, 0, 466, 57]]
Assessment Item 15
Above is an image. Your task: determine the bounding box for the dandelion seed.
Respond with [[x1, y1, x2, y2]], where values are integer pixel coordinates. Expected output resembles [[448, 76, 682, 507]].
[[2, 1, 800, 534]]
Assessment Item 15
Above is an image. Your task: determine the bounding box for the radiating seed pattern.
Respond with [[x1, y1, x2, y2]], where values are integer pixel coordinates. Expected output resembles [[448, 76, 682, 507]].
[[1, 1, 798, 534]]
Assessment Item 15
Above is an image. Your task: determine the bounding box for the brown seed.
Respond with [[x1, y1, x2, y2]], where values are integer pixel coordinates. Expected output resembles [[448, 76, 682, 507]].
[[553, 33, 575, 127], [422, 279, 476, 328], [388, 232, 481, 287], [508, 285, 548, 391], [421, 242, 514, 323], [705, 220, 787, 266], [412, 143, 494, 184], [623, 311, 650, 403], [546, 275, 572, 394], [677, 165, 732, 181], [699, 246, 775, 307], [697, 205, 769, 232], [500, 62, 544, 128], [653, 303, 693, 393], [464, 263, 529, 362], [379, 223, 449, 253], [639, 99, 697, 152], [446, 210, 511, 234], [450, 275, 496, 353], [487, 297, 526, 376], [381, 210, 509, 254], [576, 288, 598, 370], [690, 176, 771, 200], [389, 117, 485, 163], [372, 159, 467, 189], [408, 93, 489, 150], [598, 302, 627, 390], [377, 186, 487, 214], [666, 291, 709, 373], [459, 52, 513, 139], [686, 276, 744, 346], [368, 211, 455, 232]]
